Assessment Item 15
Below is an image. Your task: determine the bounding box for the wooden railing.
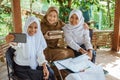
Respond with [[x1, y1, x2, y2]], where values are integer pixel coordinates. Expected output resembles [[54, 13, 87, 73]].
[[0, 30, 113, 62], [57, 30, 113, 50], [0, 37, 9, 62], [92, 30, 113, 50]]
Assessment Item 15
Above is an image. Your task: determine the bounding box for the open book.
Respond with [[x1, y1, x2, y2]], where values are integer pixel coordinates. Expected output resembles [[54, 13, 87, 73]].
[[54, 54, 105, 80], [54, 54, 94, 73]]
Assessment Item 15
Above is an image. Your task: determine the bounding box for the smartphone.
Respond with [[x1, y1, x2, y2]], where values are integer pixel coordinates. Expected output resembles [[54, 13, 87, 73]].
[[9, 33, 27, 43]]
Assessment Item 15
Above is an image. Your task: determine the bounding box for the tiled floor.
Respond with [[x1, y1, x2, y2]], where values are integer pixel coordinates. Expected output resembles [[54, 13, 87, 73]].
[[0, 48, 120, 80]]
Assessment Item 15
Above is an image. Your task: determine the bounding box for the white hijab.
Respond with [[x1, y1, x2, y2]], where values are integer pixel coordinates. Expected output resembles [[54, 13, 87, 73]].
[[23, 16, 47, 69], [63, 9, 84, 31]]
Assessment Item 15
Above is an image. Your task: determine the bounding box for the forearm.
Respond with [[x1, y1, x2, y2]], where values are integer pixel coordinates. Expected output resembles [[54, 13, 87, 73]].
[[37, 51, 48, 66], [67, 41, 81, 51], [87, 49, 93, 59], [79, 48, 87, 54], [42, 62, 49, 80]]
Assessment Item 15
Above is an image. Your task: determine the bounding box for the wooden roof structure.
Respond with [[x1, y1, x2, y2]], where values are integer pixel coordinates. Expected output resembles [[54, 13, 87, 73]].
[[11, 0, 120, 52]]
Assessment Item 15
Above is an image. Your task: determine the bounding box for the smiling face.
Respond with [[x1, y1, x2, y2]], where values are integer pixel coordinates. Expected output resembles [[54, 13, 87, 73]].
[[46, 10, 58, 24], [70, 14, 80, 26], [27, 22, 38, 36]]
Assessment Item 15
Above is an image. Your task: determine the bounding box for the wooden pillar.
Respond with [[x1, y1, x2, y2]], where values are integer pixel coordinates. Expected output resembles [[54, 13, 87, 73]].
[[11, 0, 22, 33], [112, 0, 120, 51]]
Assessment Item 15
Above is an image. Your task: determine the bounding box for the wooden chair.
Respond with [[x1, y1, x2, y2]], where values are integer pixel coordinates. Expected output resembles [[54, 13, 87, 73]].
[[5, 47, 21, 80]]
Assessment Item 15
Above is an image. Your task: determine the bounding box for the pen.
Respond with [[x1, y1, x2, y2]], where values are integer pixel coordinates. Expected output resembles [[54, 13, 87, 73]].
[[85, 66, 91, 69], [80, 66, 91, 72]]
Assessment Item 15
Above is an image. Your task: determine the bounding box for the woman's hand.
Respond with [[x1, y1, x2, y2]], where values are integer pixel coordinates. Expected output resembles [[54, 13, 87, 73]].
[[42, 63, 49, 80]]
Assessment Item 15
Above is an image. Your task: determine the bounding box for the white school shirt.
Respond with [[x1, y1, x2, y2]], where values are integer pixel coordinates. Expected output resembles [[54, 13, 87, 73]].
[[62, 25, 93, 51], [11, 16, 47, 70], [11, 43, 47, 67]]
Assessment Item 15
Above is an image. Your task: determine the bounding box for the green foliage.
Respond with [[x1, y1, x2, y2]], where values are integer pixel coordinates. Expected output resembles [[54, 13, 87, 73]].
[[59, 6, 72, 23], [79, 0, 99, 12], [47, 0, 100, 23], [0, 1, 13, 37], [94, 0, 115, 29], [47, 0, 115, 30]]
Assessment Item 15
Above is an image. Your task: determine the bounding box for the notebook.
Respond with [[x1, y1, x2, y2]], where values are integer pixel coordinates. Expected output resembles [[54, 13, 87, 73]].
[[56, 54, 91, 73]]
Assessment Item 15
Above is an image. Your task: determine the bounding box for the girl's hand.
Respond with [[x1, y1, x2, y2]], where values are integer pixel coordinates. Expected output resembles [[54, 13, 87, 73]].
[[42, 63, 49, 80], [83, 23, 89, 30], [79, 48, 87, 54], [43, 67, 49, 80], [87, 50, 93, 60], [44, 31, 51, 40], [6, 34, 15, 43]]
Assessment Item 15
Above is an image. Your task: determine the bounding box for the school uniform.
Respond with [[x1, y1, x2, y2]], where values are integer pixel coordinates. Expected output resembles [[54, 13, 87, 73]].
[[62, 9, 104, 80], [62, 9, 96, 62], [41, 7, 74, 62], [11, 16, 55, 80]]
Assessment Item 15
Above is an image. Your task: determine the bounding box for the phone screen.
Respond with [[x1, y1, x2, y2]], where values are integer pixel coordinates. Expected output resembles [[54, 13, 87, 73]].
[[9, 33, 26, 43]]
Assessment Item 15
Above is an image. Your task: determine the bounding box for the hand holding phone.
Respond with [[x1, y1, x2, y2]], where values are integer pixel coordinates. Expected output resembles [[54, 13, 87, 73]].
[[6, 33, 26, 43], [6, 34, 15, 43]]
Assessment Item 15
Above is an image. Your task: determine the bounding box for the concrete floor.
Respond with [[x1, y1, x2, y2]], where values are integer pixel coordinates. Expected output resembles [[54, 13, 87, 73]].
[[0, 48, 120, 80], [96, 48, 120, 80]]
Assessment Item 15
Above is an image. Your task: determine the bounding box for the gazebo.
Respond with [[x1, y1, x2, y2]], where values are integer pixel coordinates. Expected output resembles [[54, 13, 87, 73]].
[[0, 0, 120, 80], [11, 0, 120, 52]]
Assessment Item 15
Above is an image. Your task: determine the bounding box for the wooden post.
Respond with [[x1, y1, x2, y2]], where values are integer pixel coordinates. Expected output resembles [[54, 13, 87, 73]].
[[11, 0, 22, 33], [112, 0, 120, 51]]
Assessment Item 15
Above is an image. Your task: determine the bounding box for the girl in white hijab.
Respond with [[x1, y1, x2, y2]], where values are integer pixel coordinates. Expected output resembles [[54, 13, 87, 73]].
[[6, 16, 55, 80], [63, 10, 105, 80], [62, 9, 96, 62]]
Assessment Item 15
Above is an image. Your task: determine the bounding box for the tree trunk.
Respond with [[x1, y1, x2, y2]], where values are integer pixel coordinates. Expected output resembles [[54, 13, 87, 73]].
[[107, 0, 112, 27], [68, 0, 72, 8]]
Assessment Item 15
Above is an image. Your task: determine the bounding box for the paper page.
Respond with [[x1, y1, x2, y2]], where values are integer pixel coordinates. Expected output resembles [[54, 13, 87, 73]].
[[53, 59, 72, 70], [56, 55, 93, 72], [72, 54, 90, 63], [65, 65, 105, 80], [58, 60, 90, 72], [53, 61, 66, 70]]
